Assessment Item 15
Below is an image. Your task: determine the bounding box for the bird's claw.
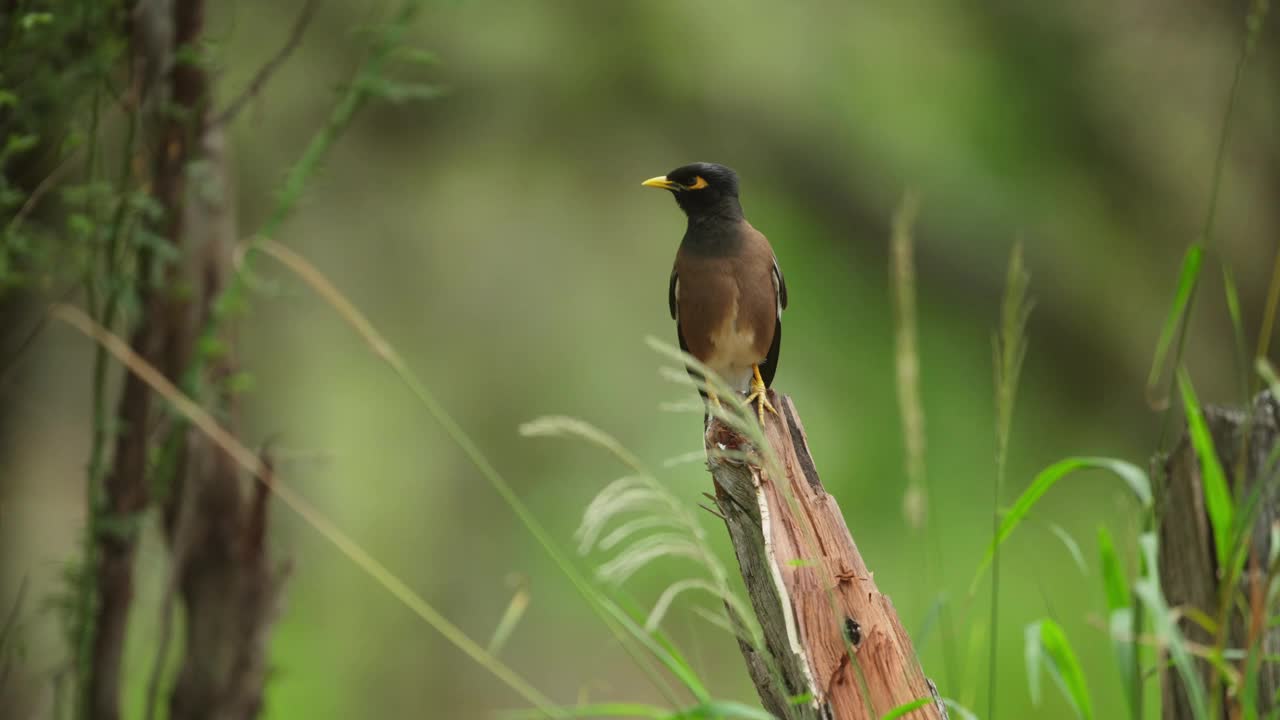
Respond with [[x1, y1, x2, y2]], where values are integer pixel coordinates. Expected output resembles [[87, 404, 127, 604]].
[[745, 364, 777, 425], [744, 386, 777, 425]]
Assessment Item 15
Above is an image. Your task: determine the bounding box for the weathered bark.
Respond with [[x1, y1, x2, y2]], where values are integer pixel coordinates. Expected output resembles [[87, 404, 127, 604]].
[[1157, 391, 1280, 719], [92, 2, 287, 718], [90, 1, 205, 716], [706, 392, 944, 720]]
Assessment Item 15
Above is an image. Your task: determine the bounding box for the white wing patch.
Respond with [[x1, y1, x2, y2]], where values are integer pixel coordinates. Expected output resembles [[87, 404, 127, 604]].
[[771, 260, 783, 321]]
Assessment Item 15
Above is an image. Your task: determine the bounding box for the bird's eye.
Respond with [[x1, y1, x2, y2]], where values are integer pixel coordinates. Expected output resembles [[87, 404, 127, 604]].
[[687, 176, 709, 190]]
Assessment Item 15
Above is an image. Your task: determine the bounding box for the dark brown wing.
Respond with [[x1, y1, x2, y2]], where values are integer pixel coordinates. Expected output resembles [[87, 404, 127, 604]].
[[670, 268, 709, 399], [759, 248, 786, 388], [760, 317, 782, 388], [759, 266, 783, 388]]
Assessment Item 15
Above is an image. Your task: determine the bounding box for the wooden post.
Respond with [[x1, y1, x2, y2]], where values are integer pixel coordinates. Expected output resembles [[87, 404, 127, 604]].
[[1157, 391, 1280, 719], [706, 392, 945, 720]]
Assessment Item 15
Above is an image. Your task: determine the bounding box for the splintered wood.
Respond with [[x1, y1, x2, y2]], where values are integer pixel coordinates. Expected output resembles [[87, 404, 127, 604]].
[[706, 392, 944, 720]]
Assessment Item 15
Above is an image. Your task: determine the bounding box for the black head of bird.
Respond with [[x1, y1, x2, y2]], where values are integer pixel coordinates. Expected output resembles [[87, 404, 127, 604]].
[[641, 162, 787, 426], [642, 162, 742, 219]]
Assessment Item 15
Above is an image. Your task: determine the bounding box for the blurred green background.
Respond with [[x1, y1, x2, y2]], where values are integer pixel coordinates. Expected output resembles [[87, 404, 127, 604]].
[[3, 1, 1279, 718]]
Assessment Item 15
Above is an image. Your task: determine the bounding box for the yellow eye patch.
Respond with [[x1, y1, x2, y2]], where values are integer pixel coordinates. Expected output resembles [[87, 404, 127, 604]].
[[687, 176, 709, 190]]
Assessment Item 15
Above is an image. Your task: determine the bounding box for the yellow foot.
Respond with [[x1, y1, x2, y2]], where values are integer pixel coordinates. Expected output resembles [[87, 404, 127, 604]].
[[744, 365, 778, 424]]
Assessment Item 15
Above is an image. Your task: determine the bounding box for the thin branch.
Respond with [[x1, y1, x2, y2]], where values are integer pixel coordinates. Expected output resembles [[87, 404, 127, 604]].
[[5, 145, 83, 236], [212, 0, 320, 127]]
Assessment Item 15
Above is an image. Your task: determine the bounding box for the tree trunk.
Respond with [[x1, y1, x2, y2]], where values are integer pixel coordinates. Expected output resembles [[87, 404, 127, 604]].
[[1157, 390, 1280, 719], [706, 392, 945, 720]]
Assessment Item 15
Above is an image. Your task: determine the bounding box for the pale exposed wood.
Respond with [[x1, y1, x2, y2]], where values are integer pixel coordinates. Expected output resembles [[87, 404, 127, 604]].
[[706, 392, 945, 720], [1157, 391, 1280, 719]]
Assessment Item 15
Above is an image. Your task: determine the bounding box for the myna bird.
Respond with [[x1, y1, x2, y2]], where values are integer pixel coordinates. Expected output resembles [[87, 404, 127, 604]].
[[642, 162, 787, 423]]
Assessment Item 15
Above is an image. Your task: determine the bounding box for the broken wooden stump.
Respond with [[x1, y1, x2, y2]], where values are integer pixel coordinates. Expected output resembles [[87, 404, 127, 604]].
[[1157, 390, 1280, 719], [705, 391, 944, 720]]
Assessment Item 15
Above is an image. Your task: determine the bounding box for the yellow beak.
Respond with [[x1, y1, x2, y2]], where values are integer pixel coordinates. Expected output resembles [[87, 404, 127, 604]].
[[642, 176, 681, 191]]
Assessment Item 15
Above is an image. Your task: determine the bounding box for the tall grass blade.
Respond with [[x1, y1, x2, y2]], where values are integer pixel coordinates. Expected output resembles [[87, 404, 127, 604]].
[[1257, 245, 1280, 370], [1024, 619, 1094, 720], [646, 580, 724, 633], [520, 416, 645, 473], [970, 457, 1150, 591], [1047, 523, 1088, 575], [1222, 265, 1250, 402], [889, 191, 927, 529], [1177, 368, 1234, 569], [595, 533, 704, 585], [1242, 634, 1264, 720], [487, 577, 531, 657], [988, 241, 1033, 720], [1146, 246, 1203, 409], [888, 191, 958, 691], [942, 699, 979, 720]]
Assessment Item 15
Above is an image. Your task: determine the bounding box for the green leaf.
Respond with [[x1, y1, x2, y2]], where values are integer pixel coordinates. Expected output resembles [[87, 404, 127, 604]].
[[391, 46, 439, 65], [95, 511, 146, 541], [3, 133, 38, 159], [198, 334, 227, 359], [356, 75, 445, 104], [1146, 245, 1203, 408], [879, 697, 932, 719], [225, 370, 256, 395], [1048, 523, 1087, 575], [1096, 527, 1137, 718], [1025, 619, 1094, 719], [1177, 369, 1233, 570], [970, 457, 1150, 591], [1025, 622, 1044, 704], [1106, 608, 1136, 717], [1096, 527, 1128, 611], [20, 12, 53, 30], [66, 212, 94, 239]]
